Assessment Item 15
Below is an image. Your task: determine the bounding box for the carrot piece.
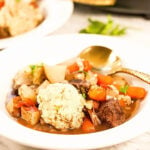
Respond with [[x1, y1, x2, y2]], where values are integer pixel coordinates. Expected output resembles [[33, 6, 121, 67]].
[[83, 60, 92, 71], [88, 86, 106, 101], [30, 1, 38, 8], [126, 86, 147, 99], [67, 60, 92, 73], [67, 63, 79, 73], [97, 74, 113, 85], [81, 117, 95, 133]]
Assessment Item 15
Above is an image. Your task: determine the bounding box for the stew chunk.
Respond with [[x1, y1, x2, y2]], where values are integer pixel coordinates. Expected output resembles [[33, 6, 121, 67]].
[[98, 100, 125, 127], [37, 83, 88, 130]]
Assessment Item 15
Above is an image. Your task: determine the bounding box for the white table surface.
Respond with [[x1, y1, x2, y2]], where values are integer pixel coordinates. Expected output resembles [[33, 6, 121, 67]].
[[1, 3, 150, 150]]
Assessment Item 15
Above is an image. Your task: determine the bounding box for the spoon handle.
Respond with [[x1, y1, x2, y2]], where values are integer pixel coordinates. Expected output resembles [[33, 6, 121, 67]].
[[115, 67, 150, 84]]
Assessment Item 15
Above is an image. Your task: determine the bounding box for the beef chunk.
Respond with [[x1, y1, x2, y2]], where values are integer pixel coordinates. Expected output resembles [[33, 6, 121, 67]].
[[98, 100, 125, 127], [69, 79, 90, 94], [21, 106, 40, 125], [6, 96, 21, 117]]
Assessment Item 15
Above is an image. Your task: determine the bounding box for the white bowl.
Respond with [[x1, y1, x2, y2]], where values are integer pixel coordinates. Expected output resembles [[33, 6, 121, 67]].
[[0, 0, 74, 49], [0, 34, 150, 149]]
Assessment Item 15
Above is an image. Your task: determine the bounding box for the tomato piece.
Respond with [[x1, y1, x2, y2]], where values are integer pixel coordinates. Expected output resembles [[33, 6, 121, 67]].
[[0, 1, 5, 8], [17, 98, 36, 108]]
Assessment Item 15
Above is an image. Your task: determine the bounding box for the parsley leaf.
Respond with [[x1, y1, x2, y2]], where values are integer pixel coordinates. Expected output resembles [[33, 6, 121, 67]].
[[30, 63, 43, 74], [79, 15, 127, 36], [77, 70, 88, 76], [80, 18, 105, 34], [120, 85, 129, 94], [82, 93, 86, 99]]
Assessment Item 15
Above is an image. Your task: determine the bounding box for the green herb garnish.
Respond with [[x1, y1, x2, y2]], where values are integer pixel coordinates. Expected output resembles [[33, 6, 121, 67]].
[[82, 93, 86, 99], [78, 70, 88, 76], [79, 15, 127, 36], [30, 63, 43, 74], [120, 85, 129, 94]]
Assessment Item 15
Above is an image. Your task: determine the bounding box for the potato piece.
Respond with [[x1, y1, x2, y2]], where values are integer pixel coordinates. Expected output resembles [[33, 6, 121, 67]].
[[36, 80, 49, 93], [18, 84, 36, 103], [44, 64, 67, 83], [21, 107, 40, 125], [32, 65, 46, 85], [6, 97, 21, 117]]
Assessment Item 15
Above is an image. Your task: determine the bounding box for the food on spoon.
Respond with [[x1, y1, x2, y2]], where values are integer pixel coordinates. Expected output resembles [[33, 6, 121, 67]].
[[6, 58, 147, 134], [0, 0, 44, 38]]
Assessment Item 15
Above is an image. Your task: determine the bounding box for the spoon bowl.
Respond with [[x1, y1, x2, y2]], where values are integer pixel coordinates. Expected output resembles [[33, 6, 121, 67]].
[[79, 45, 150, 84]]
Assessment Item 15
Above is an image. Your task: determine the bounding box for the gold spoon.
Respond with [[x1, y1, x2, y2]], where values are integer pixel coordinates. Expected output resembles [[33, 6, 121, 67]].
[[79, 45, 150, 84]]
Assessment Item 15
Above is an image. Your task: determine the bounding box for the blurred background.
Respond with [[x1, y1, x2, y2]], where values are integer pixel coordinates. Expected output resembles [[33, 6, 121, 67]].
[[73, 0, 150, 19]]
